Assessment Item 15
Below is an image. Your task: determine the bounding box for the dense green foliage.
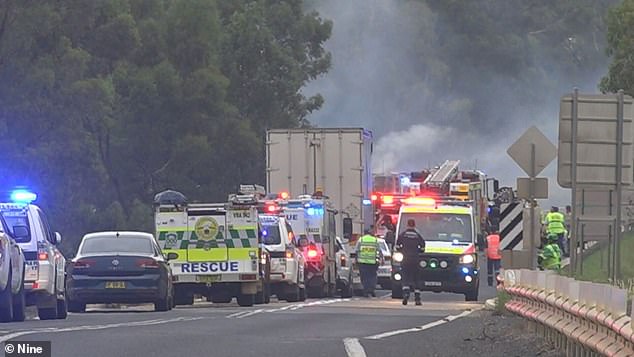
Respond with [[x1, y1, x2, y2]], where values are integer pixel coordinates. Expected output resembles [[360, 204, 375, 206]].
[[601, 0, 634, 95], [0, 0, 331, 254]]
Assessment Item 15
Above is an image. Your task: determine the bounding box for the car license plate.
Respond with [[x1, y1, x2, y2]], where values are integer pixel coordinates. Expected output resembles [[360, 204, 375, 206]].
[[197, 275, 220, 283], [105, 281, 126, 289], [424, 281, 442, 287]]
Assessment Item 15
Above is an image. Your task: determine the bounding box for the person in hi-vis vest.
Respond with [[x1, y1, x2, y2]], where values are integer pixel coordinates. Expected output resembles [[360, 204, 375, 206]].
[[485, 232, 502, 286]]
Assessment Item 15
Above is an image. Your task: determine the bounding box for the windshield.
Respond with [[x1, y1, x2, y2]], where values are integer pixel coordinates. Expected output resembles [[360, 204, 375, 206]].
[[398, 212, 473, 242], [260, 223, 281, 245], [80, 236, 154, 255], [1, 212, 30, 243]]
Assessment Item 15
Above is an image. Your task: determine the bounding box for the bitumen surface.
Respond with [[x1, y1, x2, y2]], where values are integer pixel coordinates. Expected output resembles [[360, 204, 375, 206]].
[[0, 263, 560, 357]]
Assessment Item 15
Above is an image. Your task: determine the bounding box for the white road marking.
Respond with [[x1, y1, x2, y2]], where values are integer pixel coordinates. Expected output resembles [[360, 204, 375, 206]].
[[343, 338, 367, 357], [236, 309, 264, 319], [0, 317, 204, 343], [364, 309, 477, 340], [226, 311, 251, 318]]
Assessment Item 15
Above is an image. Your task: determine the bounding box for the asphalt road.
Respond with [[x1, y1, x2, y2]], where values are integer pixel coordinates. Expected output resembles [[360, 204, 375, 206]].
[[0, 270, 514, 357], [0, 256, 560, 357]]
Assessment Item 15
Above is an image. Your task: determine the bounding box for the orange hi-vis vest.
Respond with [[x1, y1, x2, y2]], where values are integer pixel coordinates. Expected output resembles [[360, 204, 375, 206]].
[[486, 234, 502, 260]]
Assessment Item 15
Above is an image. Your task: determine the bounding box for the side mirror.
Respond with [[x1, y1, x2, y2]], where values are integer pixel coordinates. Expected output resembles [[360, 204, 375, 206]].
[[298, 237, 309, 248], [55, 232, 62, 245], [166, 252, 179, 261], [13, 225, 29, 239], [493, 179, 499, 193], [343, 218, 353, 240]]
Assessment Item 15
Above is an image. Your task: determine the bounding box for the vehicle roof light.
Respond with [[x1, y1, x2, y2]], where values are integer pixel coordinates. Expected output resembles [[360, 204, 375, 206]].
[[371, 194, 378, 202], [10, 190, 37, 204], [280, 191, 289, 200], [267, 205, 277, 212], [382, 195, 394, 204], [403, 197, 435, 206]]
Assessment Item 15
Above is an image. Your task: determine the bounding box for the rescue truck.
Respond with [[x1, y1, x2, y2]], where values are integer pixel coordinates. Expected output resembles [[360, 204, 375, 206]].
[[278, 193, 338, 298], [153, 186, 271, 307], [0, 190, 67, 320], [391, 196, 480, 301]]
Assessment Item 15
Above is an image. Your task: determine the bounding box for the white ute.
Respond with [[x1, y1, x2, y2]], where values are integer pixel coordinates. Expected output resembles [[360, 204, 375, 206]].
[[0, 212, 26, 322], [0, 190, 67, 320]]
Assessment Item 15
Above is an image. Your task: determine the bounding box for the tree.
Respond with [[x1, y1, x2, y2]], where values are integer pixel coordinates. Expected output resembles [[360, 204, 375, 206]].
[[600, 0, 634, 95]]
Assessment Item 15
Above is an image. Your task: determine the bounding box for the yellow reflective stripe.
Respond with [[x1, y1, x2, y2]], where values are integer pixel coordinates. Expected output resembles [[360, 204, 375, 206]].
[[228, 248, 257, 260], [230, 225, 257, 230], [161, 249, 188, 261], [157, 227, 187, 232], [188, 249, 227, 262], [424, 246, 466, 254]]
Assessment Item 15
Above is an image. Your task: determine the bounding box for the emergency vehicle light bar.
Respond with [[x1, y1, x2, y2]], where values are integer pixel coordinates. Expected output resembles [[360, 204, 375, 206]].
[[238, 184, 266, 198], [228, 194, 259, 205], [402, 197, 436, 206]]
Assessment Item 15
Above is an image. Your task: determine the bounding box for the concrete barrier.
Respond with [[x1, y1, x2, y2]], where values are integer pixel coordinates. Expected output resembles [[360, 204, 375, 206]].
[[502, 269, 633, 356]]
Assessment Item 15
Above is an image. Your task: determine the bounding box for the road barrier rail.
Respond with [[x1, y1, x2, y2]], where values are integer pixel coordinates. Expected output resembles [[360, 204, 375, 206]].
[[502, 269, 634, 356]]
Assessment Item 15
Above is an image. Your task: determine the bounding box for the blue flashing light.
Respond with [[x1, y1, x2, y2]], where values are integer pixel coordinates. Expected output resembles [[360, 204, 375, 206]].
[[487, 206, 492, 213], [306, 207, 324, 216], [362, 199, 371, 206], [11, 190, 37, 204], [461, 267, 470, 275], [262, 230, 268, 237]]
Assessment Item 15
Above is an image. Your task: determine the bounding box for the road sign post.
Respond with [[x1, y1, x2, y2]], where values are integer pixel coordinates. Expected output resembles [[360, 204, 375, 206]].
[[558, 89, 634, 281], [507, 126, 557, 270]]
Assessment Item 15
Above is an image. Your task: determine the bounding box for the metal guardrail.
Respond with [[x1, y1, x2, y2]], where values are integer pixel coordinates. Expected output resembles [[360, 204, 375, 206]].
[[502, 269, 634, 356]]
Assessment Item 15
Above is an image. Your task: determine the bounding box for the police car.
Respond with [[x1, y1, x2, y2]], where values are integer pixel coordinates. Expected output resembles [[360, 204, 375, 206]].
[[0, 190, 67, 320], [0, 212, 25, 322], [258, 212, 306, 302]]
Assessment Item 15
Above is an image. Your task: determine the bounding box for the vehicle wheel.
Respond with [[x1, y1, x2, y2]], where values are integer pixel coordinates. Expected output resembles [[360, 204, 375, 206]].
[[299, 287, 306, 301], [0, 268, 14, 323], [285, 284, 300, 302], [38, 298, 59, 321], [56, 298, 68, 319], [465, 288, 479, 302], [341, 282, 353, 298], [255, 283, 270, 305], [11, 267, 25, 322], [174, 290, 194, 306], [237, 293, 255, 307], [155, 293, 170, 312], [211, 294, 233, 304], [391, 282, 403, 299], [67, 299, 86, 313]]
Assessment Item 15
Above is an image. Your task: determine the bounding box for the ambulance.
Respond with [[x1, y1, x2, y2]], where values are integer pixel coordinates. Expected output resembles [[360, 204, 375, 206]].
[[153, 186, 270, 307], [391, 197, 479, 301]]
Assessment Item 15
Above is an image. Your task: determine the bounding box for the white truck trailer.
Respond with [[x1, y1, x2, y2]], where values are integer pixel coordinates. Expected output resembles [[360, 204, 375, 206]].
[[265, 128, 374, 245]]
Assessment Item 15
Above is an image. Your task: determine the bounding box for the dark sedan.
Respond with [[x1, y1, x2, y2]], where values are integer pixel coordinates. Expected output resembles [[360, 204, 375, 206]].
[[66, 231, 177, 312]]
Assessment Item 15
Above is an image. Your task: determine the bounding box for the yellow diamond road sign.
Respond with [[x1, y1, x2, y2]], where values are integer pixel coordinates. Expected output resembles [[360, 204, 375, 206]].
[[507, 126, 557, 176]]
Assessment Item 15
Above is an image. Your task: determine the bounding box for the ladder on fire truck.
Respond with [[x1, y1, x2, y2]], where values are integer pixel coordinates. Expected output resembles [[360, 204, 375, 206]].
[[423, 160, 460, 188]]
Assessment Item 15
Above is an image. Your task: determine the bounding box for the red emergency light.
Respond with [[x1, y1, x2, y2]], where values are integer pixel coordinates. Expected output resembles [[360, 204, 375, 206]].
[[371, 194, 378, 202], [267, 204, 278, 213], [306, 245, 319, 260], [279, 191, 289, 200]]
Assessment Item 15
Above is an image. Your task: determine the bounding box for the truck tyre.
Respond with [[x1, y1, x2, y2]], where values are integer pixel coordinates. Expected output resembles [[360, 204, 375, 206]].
[[211, 294, 233, 304], [391, 282, 403, 299], [0, 268, 14, 322], [299, 287, 306, 301], [237, 293, 255, 307], [174, 290, 194, 306], [285, 284, 300, 302], [67, 299, 86, 313], [255, 283, 270, 305]]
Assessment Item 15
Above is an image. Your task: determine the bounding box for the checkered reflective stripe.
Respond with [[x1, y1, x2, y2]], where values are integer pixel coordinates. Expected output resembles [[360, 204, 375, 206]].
[[157, 230, 228, 249], [226, 228, 257, 248]]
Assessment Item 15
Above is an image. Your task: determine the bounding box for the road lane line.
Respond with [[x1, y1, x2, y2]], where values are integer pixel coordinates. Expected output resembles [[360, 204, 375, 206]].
[[236, 309, 264, 319], [364, 309, 477, 340], [227, 311, 251, 318], [343, 338, 367, 357], [0, 317, 204, 343]]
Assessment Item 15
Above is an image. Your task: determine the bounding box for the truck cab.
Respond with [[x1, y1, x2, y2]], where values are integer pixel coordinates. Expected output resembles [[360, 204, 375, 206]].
[[391, 197, 479, 301], [0, 190, 67, 320]]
